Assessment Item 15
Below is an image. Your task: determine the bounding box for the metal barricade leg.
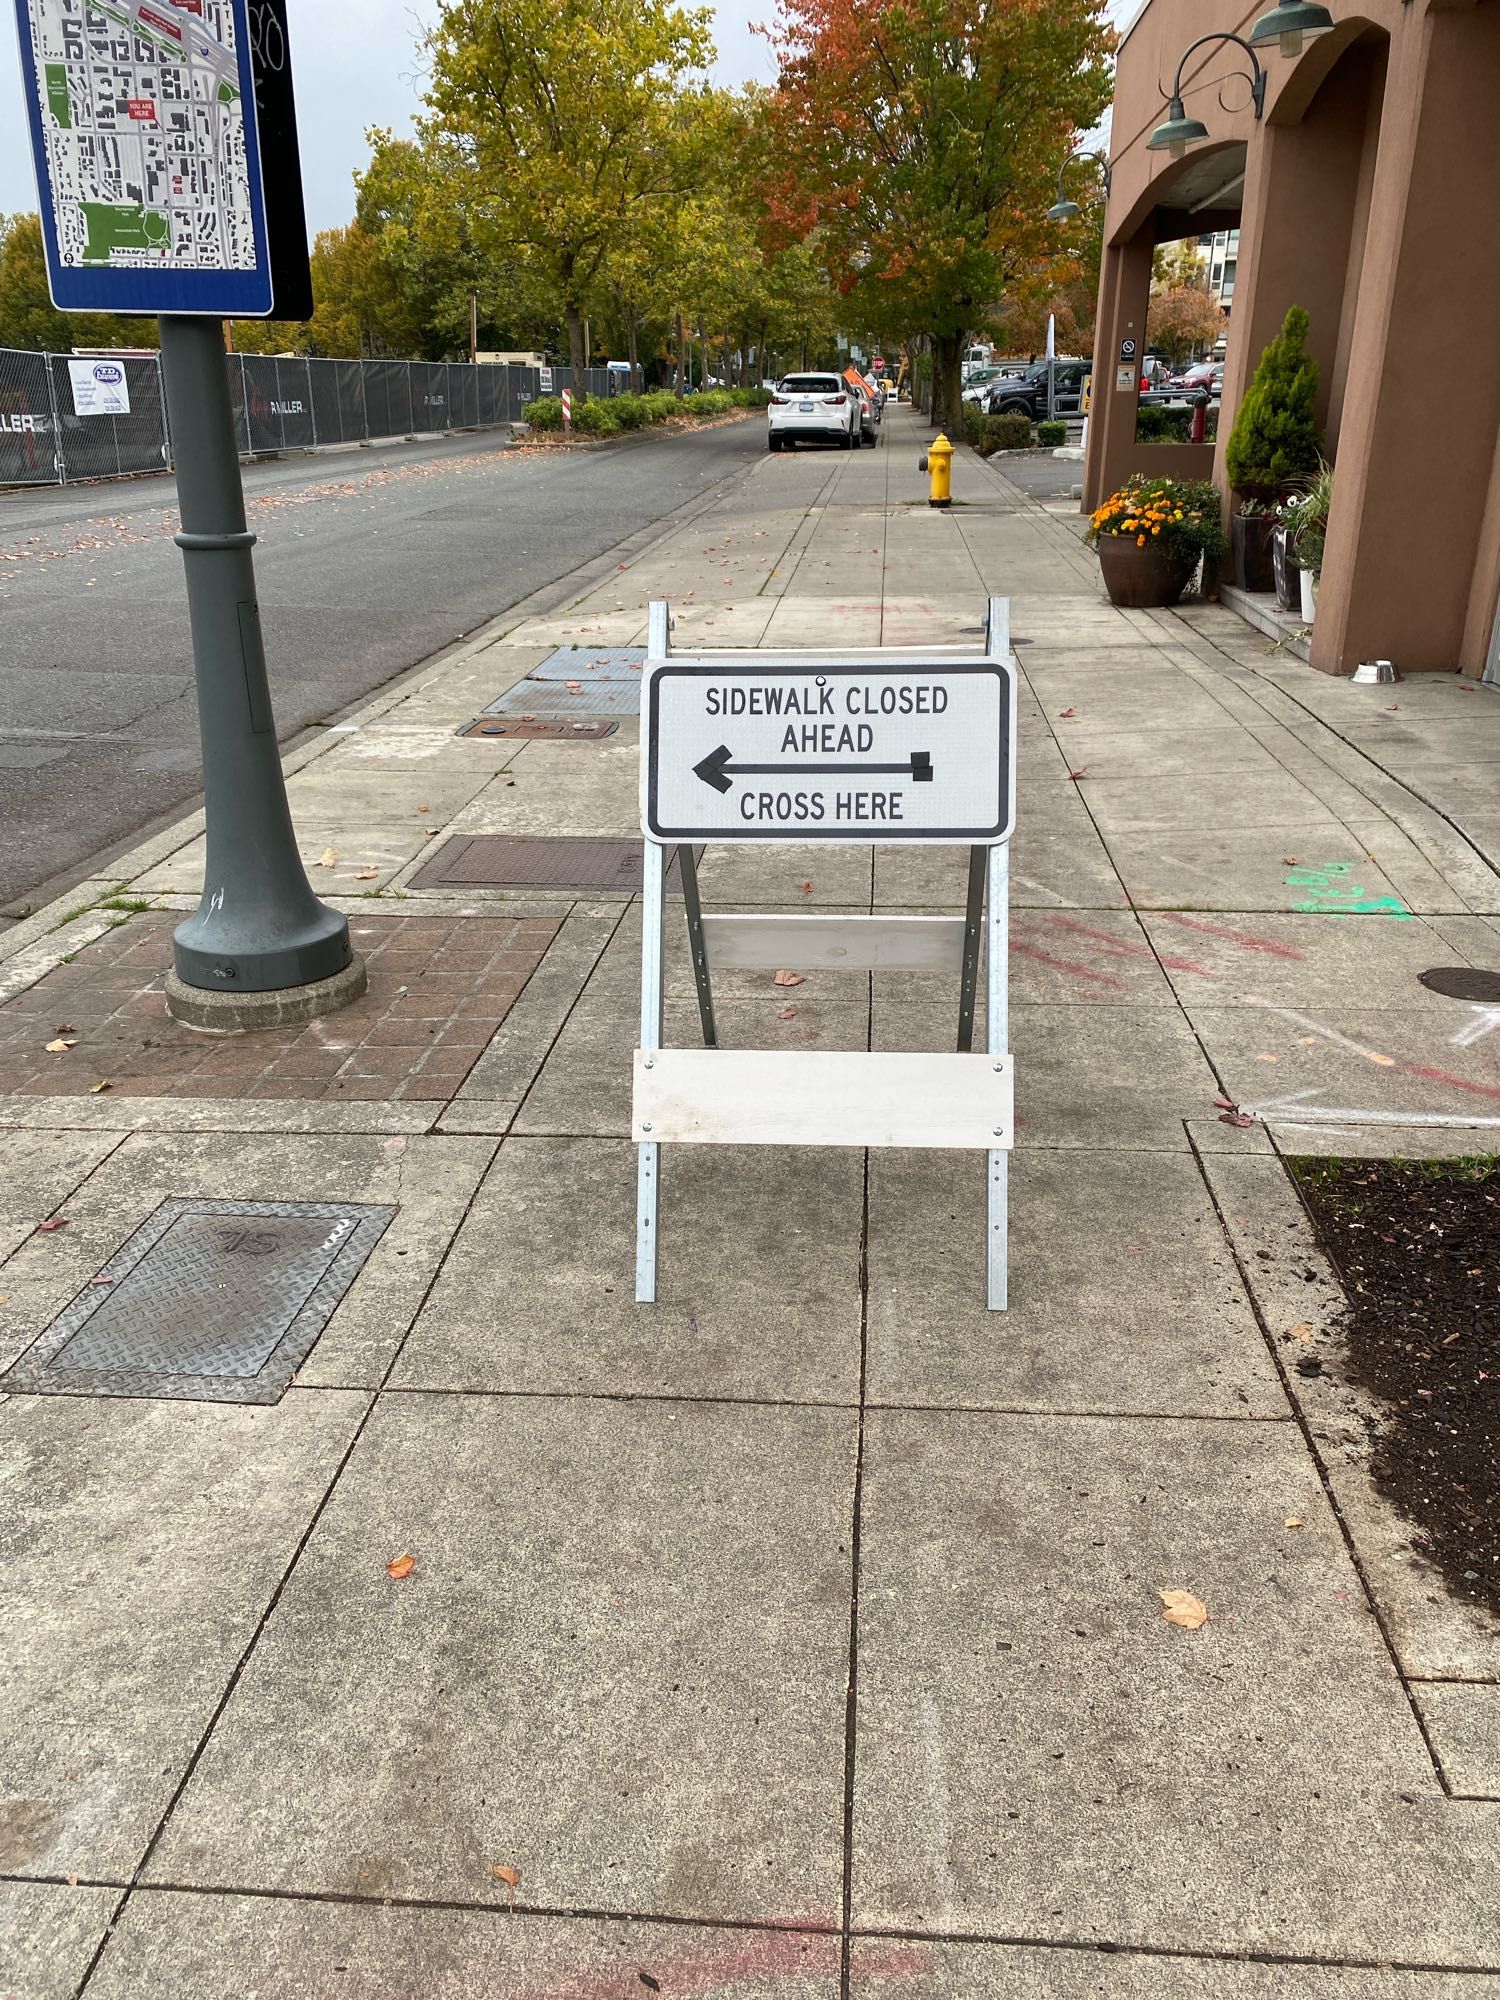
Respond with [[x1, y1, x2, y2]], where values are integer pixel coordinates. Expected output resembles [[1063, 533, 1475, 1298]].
[[636, 837, 666, 1303], [678, 844, 716, 1048], [957, 845, 987, 1052], [987, 839, 1010, 1310]]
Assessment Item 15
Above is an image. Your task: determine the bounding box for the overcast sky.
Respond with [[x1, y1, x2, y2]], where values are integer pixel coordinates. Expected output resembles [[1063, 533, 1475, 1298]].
[[1, 2, 1138, 242]]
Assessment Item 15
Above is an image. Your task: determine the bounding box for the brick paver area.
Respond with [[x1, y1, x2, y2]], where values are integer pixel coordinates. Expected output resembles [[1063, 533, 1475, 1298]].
[[0, 911, 560, 1101]]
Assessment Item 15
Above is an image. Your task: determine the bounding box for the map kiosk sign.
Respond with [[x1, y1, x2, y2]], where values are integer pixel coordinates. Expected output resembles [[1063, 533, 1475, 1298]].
[[14, 0, 275, 317]]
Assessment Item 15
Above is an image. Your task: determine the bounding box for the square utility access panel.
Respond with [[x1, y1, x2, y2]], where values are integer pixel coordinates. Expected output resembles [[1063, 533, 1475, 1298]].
[[1, 1198, 395, 1406]]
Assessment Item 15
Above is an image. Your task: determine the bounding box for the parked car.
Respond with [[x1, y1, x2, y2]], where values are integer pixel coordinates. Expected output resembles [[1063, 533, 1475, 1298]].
[[767, 373, 861, 451], [851, 380, 879, 445], [985, 357, 1090, 423], [1168, 360, 1223, 396]]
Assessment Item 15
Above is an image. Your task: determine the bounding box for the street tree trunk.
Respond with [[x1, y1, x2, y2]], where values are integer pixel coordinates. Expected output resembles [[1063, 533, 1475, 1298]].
[[933, 332, 965, 437], [564, 301, 587, 398], [623, 298, 640, 392], [673, 311, 685, 397]]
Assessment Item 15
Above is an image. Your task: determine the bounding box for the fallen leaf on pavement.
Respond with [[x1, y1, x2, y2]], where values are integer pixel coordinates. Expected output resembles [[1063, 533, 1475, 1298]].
[[773, 969, 804, 987], [1284, 1516, 1305, 1530], [418, 804, 431, 813], [1254, 1052, 1278, 1063], [53, 1023, 75, 1034], [1212, 1096, 1237, 1111], [89, 1080, 111, 1094], [1219, 1110, 1256, 1128], [1068, 769, 1087, 781], [802, 881, 813, 894], [88, 1275, 113, 1286], [564, 680, 582, 692], [488, 1863, 521, 1888], [778, 1007, 798, 1021], [639, 1976, 661, 1993], [1159, 1589, 1209, 1630], [36, 1218, 68, 1232], [386, 1553, 416, 1580], [317, 847, 337, 868], [44, 1038, 76, 1053], [1058, 707, 1075, 718], [1288, 1322, 1313, 1343], [355, 868, 380, 880], [1283, 856, 1298, 866]]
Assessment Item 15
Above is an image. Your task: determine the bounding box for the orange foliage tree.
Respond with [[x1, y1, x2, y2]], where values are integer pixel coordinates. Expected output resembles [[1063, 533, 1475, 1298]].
[[1146, 283, 1225, 369], [755, 0, 1113, 433]]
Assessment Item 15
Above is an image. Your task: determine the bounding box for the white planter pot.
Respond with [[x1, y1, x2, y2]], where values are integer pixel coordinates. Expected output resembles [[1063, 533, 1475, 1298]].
[[1299, 567, 1318, 623]]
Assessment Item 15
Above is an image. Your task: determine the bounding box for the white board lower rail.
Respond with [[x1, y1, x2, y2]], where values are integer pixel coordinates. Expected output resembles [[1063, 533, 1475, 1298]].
[[633, 1049, 1013, 1150]]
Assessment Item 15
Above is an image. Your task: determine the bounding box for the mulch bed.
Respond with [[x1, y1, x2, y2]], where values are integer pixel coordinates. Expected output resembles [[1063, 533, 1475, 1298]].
[[1294, 1157, 1500, 1620]]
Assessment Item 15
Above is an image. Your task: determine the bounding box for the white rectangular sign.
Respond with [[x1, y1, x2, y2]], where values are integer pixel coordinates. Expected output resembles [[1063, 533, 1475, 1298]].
[[68, 357, 130, 416], [643, 657, 1014, 844]]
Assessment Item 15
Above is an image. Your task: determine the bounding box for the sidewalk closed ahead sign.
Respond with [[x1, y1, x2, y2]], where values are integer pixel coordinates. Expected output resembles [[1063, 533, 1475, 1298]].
[[643, 658, 1014, 843]]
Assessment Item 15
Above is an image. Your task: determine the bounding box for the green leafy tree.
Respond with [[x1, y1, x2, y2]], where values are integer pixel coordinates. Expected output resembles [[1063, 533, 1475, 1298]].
[[1225, 304, 1321, 501], [421, 0, 714, 385], [0, 212, 141, 351]]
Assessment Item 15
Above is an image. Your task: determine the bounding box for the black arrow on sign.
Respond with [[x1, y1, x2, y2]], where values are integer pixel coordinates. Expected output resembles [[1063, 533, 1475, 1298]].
[[693, 744, 934, 794]]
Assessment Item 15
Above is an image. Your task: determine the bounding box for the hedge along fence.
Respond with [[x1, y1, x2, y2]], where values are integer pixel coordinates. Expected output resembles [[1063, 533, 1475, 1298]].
[[962, 407, 1036, 456], [520, 386, 771, 437], [1135, 402, 1219, 444]]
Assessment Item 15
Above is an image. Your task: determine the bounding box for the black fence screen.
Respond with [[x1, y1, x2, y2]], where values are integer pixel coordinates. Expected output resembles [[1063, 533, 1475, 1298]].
[[0, 349, 628, 488]]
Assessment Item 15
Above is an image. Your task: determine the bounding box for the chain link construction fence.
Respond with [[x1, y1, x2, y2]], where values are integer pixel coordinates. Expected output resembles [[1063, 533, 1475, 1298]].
[[0, 348, 616, 489]]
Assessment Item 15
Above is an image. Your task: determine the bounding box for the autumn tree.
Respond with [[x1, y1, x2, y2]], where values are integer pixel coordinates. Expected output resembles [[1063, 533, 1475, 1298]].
[[1146, 284, 1224, 368], [757, 0, 1113, 434], [421, 0, 714, 385]]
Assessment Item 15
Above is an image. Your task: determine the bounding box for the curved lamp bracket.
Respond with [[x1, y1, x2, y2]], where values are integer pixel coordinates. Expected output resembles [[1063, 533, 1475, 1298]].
[[1171, 32, 1268, 122]]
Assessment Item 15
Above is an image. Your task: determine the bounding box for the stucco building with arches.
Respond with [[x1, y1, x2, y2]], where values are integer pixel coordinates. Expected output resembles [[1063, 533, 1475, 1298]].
[[1085, 0, 1500, 681]]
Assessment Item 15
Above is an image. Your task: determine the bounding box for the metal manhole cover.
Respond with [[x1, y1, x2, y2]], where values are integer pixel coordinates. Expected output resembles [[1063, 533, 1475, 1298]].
[[460, 719, 619, 740], [410, 835, 696, 892], [0, 1198, 394, 1406], [1418, 966, 1500, 1003]]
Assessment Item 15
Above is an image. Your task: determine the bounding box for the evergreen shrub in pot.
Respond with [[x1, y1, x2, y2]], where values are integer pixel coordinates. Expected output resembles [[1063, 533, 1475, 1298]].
[[1224, 305, 1322, 592]]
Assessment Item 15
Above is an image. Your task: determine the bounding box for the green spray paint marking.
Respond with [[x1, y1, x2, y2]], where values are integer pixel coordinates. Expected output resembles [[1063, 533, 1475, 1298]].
[[1285, 860, 1412, 919]]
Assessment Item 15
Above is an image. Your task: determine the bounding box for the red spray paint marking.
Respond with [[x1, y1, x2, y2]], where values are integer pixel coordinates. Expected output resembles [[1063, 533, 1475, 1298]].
[[1010, 938, 1127, 989], [1405, 1063, 1500, 1104], [1044, 914, 1213, 977], [1156, 912, 1305, 960], [491, 1916, 928, 2000]]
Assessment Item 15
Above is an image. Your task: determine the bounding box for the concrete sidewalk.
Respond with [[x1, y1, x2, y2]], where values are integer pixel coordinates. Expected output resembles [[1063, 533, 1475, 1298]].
[[2, 406, 1499, 1997]]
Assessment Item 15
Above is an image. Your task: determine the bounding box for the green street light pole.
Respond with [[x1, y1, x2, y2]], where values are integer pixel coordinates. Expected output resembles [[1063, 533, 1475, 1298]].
[[158, 313, 364, 1027]]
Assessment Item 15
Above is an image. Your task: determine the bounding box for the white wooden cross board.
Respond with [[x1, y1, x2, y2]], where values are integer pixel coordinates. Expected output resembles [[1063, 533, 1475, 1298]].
[[634, 599, 1017, 1310]]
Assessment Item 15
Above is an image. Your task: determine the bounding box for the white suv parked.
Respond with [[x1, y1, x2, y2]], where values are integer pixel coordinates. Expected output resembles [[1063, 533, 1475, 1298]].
[[767, 374, 860, 452]]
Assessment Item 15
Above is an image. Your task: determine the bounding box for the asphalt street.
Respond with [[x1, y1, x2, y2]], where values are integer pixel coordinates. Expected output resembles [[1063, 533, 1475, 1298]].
[[0, 418, 765, 913]]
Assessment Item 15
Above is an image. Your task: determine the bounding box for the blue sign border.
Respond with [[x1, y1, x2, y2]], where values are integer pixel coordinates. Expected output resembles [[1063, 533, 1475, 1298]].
[[13, 0, 274, 317]]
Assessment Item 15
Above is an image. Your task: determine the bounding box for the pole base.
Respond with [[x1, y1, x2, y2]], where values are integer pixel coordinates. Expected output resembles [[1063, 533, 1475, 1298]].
[[165, 955, 368, 1032], [929, 498, 951, 509]]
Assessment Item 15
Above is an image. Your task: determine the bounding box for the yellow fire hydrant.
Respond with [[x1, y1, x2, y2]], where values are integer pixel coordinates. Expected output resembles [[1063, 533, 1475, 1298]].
[[927, 431, 953, 509]]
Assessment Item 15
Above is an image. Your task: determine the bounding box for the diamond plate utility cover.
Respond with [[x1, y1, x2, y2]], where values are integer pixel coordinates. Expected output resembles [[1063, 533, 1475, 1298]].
[[460, 719, 619, 741], [1418, 966, 1500, 1003], [411, 835, 696, 892], [486, 647, 646, 718], [489, 681, 641, 718], [1, 1198, 394, 1406], [501, 646, 646, 683]]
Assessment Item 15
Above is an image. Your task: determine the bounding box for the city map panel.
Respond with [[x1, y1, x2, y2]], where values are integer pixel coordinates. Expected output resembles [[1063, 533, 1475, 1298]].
[[16, 0, 272, 312]]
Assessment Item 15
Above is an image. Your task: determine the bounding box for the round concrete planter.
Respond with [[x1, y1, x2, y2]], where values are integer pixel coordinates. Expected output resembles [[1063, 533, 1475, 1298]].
[[1096, 534, 1199, 609]]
